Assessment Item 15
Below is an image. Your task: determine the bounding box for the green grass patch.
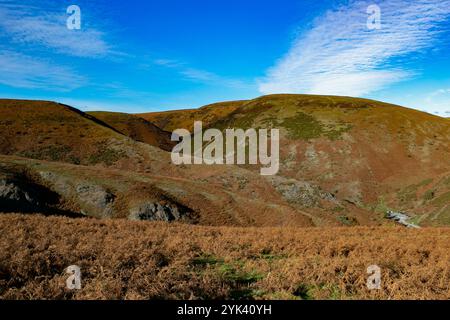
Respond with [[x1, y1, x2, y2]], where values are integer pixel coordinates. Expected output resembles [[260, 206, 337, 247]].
[[229, 289, 265, 300], [280, 112, 325, 140], [308, 283, 343, 300], [431, 191, 450, 207], [293, 284, 314, 300], [332, 206, 345, 212], [219, 263, 264, 285], [337, 215, 357, 226], [88, 146, 126, 166], [20, 145, 72, 162], [397, 185, 418, 204], [422, 190, 435, 201], [191, 254, 224, 266]]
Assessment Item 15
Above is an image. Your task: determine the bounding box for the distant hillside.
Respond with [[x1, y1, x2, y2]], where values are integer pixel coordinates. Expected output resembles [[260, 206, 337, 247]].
[[0, 99, 133, 166], [137, 100, 247, 132], [2, 95, 450, 226], [0, 99, 180, 172], [87, 111, 174, 151], [207, 94, 450, 207], [140, 94, 450, 226]]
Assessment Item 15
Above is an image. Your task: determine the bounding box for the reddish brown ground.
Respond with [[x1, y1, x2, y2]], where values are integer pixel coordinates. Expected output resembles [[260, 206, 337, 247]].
[[3, 95, 450, 226], [87, 111, 175, 151], [0, 213, 448, 300]]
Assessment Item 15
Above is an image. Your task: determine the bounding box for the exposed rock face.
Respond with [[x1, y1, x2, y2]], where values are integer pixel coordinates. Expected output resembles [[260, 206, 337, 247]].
[[128, 202, 185, 221], [0, 178, 40, 210], [0, 177, 74, 216], [269, 176, 336, 208], [37, 170, 196, 221], [75, 184, 115, 218], [38, 171, 117, 218]]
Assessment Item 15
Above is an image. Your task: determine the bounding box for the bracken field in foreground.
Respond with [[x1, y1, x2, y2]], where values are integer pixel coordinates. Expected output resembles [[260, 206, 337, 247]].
[[0, 214, 448, 300]]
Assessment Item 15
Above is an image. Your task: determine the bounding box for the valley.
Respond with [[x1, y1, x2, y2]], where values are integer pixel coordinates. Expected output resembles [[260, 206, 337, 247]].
[[1, 95, 449, 300], [2, 95, 450, 227]]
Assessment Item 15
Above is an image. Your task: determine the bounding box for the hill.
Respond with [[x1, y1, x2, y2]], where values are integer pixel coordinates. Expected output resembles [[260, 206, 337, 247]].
[[0, 99, 137, 166], [87, 111, 174, 151], [0, 155, 312, 227], [0, 99, 184, 176], [137, 100, 247, 132], [2, 95, 450, 227], [140, 94, 450, 226]]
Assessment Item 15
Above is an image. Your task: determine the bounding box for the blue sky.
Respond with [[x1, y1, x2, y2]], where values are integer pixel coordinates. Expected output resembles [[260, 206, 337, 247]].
[[0, 0, 450, 115]]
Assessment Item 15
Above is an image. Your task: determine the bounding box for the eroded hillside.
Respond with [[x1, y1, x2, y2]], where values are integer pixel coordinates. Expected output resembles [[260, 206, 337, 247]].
[[2, 95, 450, 226], [139, 94, 450, 226]]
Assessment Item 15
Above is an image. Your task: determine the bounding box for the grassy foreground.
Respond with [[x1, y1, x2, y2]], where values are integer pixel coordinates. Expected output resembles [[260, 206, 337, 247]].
[[0, 213, 448, 300]]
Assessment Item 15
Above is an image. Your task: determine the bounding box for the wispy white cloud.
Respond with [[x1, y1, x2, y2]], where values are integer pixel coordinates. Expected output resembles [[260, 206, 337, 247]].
[[0, 0, 111, 58], [153, 59, 183, 68], [0, 51, 85, 91], [424, 88, 450, 114], [259, 0, 450, 97], [0, 1, 114, 91], [153, 58, 251, 89], [430, 89, 450, 96]]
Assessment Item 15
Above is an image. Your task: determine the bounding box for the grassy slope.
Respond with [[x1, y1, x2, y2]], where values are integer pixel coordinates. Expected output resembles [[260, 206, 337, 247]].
[[0, 99, 133, 166], [0, 155, 313, 227], [87, 111, 175, 151], [3, 95, 450, 226], [0, 99, 184, 177], [140, 94, 450, 226], [137, 100, 247, 132], [1, 213, 448, 300], [0, 99, 317, 227]]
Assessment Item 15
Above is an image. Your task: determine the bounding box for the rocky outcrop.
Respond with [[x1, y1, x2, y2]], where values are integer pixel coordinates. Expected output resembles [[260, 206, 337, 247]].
[[38, 171, 116, 218], [75, 184, 115, 218], [386, 211, 420, 229], [268, 176, 337, 208], [1, 162, 198, 222], [128, 202, 187, 221], [0, 178, 41, 210], [0, 176, 79, 217]]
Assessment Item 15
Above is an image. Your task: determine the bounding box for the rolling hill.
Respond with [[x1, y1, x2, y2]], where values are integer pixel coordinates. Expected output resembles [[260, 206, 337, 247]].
[[87, 111, 175, 151], [138, 94, 450, 226], [2, 95, 450, 227], [0, 99, 137, 166], [137, 100, 247, 132]]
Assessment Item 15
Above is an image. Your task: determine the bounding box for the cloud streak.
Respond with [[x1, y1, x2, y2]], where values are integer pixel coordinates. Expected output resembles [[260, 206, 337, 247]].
[[425, 88, 450, 113], [0, 51, 85, 91], [0, 1, 114, 91], [0, 0, 111, 58], [259, 0, 450, 97], [154, 59, 251, 89]]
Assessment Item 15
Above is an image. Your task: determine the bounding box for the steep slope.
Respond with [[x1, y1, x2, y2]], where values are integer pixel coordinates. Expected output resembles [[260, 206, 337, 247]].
[[0, 99, 132, 166], [0, 155, 313, 227], [385, 170, 450, 226], [87, 111, 175, 151], [137, 100, 247, 132], [0, 99, 317, 227], [142, 94, 450, 225], [0, 99, 180, 175], [3, 95, 450, 226]]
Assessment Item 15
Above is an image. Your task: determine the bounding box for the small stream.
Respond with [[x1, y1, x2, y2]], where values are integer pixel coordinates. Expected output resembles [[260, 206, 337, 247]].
[[386, 211, 420, 229]]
